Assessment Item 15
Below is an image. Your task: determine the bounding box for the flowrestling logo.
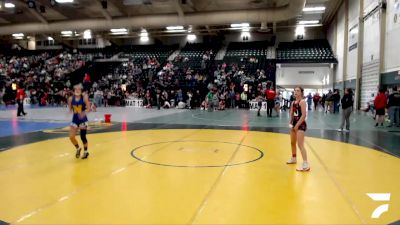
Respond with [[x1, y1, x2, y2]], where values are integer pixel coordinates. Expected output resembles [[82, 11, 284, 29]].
[[367, 193, 391, 219]]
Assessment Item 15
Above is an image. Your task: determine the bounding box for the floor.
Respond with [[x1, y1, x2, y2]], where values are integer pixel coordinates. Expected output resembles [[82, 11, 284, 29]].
[[0, 107, 399, 225]]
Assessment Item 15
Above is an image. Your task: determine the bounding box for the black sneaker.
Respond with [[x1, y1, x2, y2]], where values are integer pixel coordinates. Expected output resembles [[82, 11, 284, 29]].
[[81, 151, 89, 159], [75, 148, 81, 158]]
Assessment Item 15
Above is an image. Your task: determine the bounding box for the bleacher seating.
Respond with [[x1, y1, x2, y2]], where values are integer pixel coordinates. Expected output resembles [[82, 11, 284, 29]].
[[223, 41, 272, 74], [119, 45, 177, 66], [174, 42, 220, 70], [77, 46, 120, 60], [276, 39, 337, 63]]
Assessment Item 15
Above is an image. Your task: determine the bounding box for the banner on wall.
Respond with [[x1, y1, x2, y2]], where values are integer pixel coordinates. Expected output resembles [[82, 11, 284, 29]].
[[349, 24, 359, 52], [393, 0, 400, 25]]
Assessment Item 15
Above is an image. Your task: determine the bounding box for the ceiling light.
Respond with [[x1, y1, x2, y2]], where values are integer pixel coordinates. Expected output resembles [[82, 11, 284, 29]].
[[139, 32, 148, 37], [111, 32, 128, 35], [187, 34, 196, 41], [166, 26, 184, 30], [5, 2, 15, 8], [83, 29, 92, 39], [230, 23, 250, 28], [295, 25, 305, 36], [48, 36, 54, 41], [12, 33, 24, 37], [140, 36, 149, 42], [61, 30, 72, 35], [298, 20, 319, 25], [110, 28, 128, 33], [303, 6, 326, 12], [55, 0, 73, 3], [166, 29, 186, 33]]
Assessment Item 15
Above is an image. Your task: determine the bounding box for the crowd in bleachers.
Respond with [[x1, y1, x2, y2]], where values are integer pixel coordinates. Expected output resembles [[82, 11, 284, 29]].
[[0, 50, 94, 107], [2, 40, 340, 110]]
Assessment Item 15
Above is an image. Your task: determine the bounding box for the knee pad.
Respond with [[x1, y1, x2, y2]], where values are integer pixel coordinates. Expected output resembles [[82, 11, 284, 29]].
[[80, 129, 88, 144]]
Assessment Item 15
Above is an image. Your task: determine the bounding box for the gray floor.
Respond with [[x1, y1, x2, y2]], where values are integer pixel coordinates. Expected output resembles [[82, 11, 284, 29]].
[[1, 106, 399, 157]]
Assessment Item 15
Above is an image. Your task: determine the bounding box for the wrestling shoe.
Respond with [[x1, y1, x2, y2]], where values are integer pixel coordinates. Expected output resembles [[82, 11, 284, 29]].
[[286, 157, 297, 164], [75, 147, 81, 158], [81, 151, 89, 159], [296, 162, 310, 172]]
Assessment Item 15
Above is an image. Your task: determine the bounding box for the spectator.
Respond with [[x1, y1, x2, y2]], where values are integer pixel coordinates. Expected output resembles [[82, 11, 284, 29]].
[[333, 89, 341, 114], [16, 83, 27, 117], [374, 88, 387, 127], [325, 90, 333, 113], [307, 93, 312, 111], [387, 86, 400, 127], [313, 93, 321, 111], [265, 87, 276, 117], [94, 89, 103, 108], [337, 88, 354, 132]]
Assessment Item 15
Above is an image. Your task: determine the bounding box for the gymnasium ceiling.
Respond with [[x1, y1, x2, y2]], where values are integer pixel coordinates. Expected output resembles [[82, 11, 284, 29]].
[[0, 0, 342, 37]]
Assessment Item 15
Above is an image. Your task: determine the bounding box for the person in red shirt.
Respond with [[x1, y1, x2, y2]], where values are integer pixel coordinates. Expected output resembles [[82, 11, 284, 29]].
[[374, 88, 387, 127], [265, 86, 276, 117], [16, 84, 27, 117], [83, 73, 91, 92], [313, 93, 321, 111]]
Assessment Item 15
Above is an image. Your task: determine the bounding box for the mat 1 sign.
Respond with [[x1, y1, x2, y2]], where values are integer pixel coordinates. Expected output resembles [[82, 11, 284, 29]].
[[125, 99, 143, 107], [249, 101, 267, 111]]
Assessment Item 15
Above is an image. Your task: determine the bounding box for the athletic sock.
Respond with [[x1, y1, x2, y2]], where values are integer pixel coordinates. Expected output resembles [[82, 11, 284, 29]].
[[75, 144, 79, 149], [292, 154, 296, 158], [84, 146, 88, 152]]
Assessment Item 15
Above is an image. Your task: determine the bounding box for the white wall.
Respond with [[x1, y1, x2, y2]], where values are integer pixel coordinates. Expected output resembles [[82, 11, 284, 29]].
[[360, 7, 382, 108], [384, 0, 400, 72], [335, 3, 346, 82], [346, 0, 360, 80], [363, 11, 381, 63], [27, 37, 36, 50], [276, 65, 331, 88], [327, 17, 337, 53]]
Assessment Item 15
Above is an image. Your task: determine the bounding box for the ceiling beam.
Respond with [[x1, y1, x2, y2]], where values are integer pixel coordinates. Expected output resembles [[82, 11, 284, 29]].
[[35, 0, 69, 20], [185, 0, 196, 12], [95, 0, 112, 21], [323, 0, 344, 26], [0, 17, 12, 24], [174, 0, 184, 18], [109, 0, 129, 16], [16, 0, 48, 24]]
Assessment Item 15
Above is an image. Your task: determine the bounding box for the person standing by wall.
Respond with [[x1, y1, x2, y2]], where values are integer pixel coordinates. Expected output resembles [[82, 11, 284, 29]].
[[387, 86, 400, 127], [306, 93, 313, 111], [337, 88, 354, 132], [374, 88, 387, 127], [325, 90, 333, 113], [313, 93, 321, 111], [16, 83, 27, 117], [83, 73, 91, 92], [265, 87, 276, 117], [333, 89, 341, 114]]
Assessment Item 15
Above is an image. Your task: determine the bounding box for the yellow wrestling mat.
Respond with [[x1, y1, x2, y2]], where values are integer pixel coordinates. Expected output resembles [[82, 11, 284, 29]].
[[0, 129, 399, 224]]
